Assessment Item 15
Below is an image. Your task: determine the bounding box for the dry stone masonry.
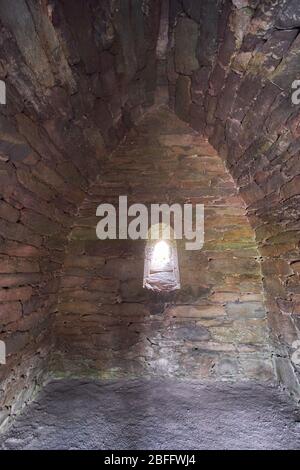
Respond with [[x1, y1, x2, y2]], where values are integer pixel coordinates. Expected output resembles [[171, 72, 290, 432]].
[[55, 107, 272, 380], [0, 0, 299, 431], [167, 0, 300, 399], [0, 0, 161, 428]]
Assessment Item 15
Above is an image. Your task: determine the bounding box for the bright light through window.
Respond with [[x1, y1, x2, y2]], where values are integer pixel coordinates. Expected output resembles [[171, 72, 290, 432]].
[[151, 240, 170, 269], [144, 226, 180, 292]]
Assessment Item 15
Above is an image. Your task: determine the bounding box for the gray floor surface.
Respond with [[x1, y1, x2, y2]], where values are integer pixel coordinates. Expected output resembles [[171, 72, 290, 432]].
[[0, 378, 299, 450]]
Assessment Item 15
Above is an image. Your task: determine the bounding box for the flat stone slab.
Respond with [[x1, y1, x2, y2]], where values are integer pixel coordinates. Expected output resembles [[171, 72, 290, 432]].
[[0, 378, 299, 450]]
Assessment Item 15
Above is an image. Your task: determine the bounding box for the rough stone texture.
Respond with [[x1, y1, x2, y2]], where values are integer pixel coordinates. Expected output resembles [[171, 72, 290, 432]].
[[0, 378, 299, 450], [175, 75, 191, 121], [0, 0, 300, 437], [174, 17, 199, 75], [0, 0, 161, 428], [168, 0, 300, 400], [54, 107, 273, 381]]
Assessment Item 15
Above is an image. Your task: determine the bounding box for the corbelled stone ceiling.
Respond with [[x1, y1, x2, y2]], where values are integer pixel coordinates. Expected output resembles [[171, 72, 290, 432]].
[[0, 0, 299, 431]]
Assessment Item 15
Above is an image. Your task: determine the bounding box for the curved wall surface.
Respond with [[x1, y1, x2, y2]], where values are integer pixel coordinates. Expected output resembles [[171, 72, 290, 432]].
[[0, 0, 300, 429], [167, 0, 300, 398], [0, 0, 161, 427], [56, 107, 273, 382]]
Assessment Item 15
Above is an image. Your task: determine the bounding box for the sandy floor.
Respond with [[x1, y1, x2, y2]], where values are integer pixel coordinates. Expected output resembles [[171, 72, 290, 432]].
[[0, 378, 299, 450]]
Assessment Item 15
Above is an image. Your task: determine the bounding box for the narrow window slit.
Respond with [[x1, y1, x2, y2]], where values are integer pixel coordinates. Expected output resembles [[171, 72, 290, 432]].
[[143, 225, 180, 292]]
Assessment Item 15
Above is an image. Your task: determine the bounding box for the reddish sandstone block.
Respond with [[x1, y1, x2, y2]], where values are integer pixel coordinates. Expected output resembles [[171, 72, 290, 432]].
[[0, 301, 22, 324], [0, 201, 19, 223], [0, 286, 32, 302]]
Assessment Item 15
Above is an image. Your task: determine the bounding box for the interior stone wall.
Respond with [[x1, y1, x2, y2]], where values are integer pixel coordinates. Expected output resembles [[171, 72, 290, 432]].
[[0, 0, 299, 429], [55, 107, 273, 381], [0, 0, 161, 428], [168, 0, 300, 399]]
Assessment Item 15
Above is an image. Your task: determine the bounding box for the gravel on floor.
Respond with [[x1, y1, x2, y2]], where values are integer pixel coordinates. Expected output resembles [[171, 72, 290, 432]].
[[0, 378, 299, 450]]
